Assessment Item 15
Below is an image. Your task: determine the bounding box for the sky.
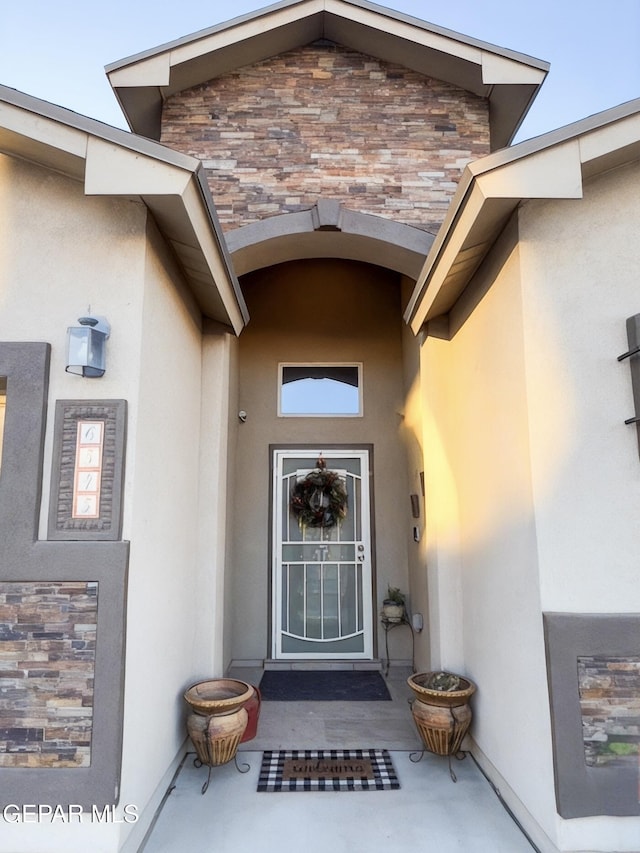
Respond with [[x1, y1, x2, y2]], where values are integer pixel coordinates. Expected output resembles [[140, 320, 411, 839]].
[[0, 0, 639, 144]]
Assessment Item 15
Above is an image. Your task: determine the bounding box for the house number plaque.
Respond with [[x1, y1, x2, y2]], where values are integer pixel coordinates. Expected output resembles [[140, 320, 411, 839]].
[[48, 400, 126, 540], [73, 421, 104, 519]]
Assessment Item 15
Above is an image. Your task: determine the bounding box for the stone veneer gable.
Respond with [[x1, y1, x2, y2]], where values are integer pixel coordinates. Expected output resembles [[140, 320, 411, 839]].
[[160, 41, 490, 231]]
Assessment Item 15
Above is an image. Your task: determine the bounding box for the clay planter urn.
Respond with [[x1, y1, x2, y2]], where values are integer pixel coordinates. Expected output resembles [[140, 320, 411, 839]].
[[407, 671, 476, 756], [184, 679, 255, 768]]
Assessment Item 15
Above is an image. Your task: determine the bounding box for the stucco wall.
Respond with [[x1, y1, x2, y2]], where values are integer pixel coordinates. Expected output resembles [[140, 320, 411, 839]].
[[160, 41, 490, 231], [519, 161, 640, 852], [229, 258, 413, 664], [0, 156, 144, 852], [116, 218, 205, 850], [420, 221, 558, 846], [400, 277, 430, 670], [223, 334, 240, 671], [0, 156, 145, 420], [421, 160, 640, 852], [520, 162, 640, 615], [0, 155, 232, 852], [195, 326, 236, 677]]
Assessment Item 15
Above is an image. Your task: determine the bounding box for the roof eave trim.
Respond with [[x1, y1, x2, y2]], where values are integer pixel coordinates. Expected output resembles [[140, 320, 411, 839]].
[[193, 165, 250, 327], [0, 84, 198, 170], [105, 0, 549, 75], [0, 84, 247, 334], [106, 0, 548, 143], [406, 98, 640, 335]]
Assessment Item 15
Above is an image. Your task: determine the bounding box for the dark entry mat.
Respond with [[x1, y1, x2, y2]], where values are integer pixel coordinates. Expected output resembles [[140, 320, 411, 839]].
[[257, 749, 400, 791], [258, 669, 391, 701]]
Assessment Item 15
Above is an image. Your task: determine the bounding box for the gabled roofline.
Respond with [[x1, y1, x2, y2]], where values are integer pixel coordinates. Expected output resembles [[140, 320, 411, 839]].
[[106, 0, 548, 150], [405, 98, 640, 336], [106, 0, 549, 75], [0, 85, 248, 334]]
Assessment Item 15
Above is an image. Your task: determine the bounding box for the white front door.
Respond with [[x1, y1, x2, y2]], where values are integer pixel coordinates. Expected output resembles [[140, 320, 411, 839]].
[[272, 449, 373, 659]]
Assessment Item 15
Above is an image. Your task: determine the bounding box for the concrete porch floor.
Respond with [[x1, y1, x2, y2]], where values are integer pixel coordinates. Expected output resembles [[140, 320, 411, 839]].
[[140, 667, 535, 852]]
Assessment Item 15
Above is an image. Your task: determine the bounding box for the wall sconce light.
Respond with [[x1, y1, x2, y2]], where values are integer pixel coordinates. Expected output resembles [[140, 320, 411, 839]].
[[66, 315, 110, 378]]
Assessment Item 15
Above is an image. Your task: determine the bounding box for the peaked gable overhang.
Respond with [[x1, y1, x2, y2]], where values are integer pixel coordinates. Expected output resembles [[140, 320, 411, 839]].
[[0, 85, 249, 334], [405, 98, 640, 337], [106, 0, 548, 150]]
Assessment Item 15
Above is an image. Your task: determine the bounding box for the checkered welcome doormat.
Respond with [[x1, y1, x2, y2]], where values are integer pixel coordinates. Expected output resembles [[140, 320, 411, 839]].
[[257, 749, 400, 792]]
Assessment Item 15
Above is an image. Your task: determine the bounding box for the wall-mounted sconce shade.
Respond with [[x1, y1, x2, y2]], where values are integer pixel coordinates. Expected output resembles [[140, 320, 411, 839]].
[[66, 315, 110, 378]]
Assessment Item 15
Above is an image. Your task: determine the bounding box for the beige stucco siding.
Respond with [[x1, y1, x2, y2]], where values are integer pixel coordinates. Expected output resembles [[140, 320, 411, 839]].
[[229, 258, 413, 663], [196, 327, 236, 676], [223, 334, 240, 671], [420, 222, 557, 844], [420, 158, 640, 852], [0, 155, 147, 540], [117, 218, 204, 839], [518, 163, 640, 853], [400, 276, 430, 671], [0, 154, 235, 851], [520, 161, 640, 616]]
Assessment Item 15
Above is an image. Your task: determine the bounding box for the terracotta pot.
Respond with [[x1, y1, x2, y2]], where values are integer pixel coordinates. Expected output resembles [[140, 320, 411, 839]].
[[408, 671, 476, 756], [240, 687, 261, 743], [184, 678, 255, 767], [186, 707, 249, 766], [184, 678, 254, 716], [407, 671, 475, 707], [410, 695, 472, 756]]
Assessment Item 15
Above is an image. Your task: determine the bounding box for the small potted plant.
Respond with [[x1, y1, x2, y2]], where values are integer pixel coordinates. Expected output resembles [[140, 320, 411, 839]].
[[382, 586, 405, 622]]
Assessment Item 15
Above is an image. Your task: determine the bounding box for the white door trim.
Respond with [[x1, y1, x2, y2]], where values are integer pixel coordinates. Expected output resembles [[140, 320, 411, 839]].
[[271, 448, 373, 660]]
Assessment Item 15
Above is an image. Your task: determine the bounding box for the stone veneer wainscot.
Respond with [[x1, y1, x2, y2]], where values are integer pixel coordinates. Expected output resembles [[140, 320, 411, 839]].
[[0, 582, 97, 768]]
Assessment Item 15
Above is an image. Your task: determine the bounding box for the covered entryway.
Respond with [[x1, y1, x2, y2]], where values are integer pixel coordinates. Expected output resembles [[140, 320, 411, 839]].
[[225, 212, 429, 671], [272, 448, 373, 659]]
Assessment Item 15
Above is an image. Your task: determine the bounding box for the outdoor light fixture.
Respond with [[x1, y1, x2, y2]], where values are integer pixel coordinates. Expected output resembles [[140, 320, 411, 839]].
[[66, 315, 110, 378]]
